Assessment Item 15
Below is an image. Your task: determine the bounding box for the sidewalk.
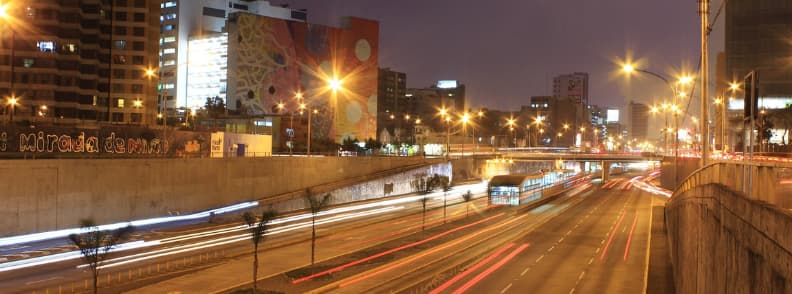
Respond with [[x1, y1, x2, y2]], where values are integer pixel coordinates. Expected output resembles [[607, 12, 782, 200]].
[[646, 196, 675, 294]]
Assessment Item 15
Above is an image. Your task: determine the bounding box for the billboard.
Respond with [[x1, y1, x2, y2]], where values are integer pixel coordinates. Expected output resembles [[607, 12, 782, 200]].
[[437, 80, 458, 89], [606, 109, 620, 123], [227, 13, 379, 142]]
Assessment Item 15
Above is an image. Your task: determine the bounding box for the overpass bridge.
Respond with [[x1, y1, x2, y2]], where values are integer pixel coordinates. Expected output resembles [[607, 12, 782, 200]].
[[664, 160, 792, 293], [497, 150, 663, 162]]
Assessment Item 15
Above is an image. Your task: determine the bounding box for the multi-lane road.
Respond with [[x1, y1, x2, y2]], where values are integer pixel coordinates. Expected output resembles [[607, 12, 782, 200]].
[[0, 172, 667, 294]]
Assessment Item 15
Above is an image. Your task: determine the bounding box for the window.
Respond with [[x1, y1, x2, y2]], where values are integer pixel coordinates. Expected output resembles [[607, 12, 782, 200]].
[[131, 84, 143, 94], [134, 0, 146, 8], [113, 40, 126, 50], [23, 59, 34, 68], [232, 3, 249, 10], [133, 27, 145, 36], [112, 69, 125, 79], [163, 83, 175, 89], [115, 12, 127, 21], [162, 36, 175, 43], [203, 7, 225, 18], [113, 55, 127, 64], [117, 98, 125, 108], [163, 48, 175, 54], [132, 41, 144, 51], [115, 26, 127, 35], [163, 59, 175, 66], [37, 41, 55, 53], [130, 113, 141, 123], [112, 112, 124, 122], [133, 13, 145, 22], [161, 13, 176, 21], [25, 6, 35, 17], [115, 0, 128, 7], [162, 24, 174, 31], [163, 1, 176, 8], [132, 55, 144, 65]]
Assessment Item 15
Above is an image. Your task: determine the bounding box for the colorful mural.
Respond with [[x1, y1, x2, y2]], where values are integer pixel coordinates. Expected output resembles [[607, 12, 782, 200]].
[[228, 13, 379, 142]]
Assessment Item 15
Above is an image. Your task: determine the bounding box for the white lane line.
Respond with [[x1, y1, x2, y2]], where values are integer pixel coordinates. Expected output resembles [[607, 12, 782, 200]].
[[567, 230, 573, 235], [558, 237, 565, 243], [521, 267, 530, 276], [536, 255, 544, 263], [578, 271, 586, 280], [547, 245, 555, 252], [596, 247, 601, 254], [588, 257, 594, 265], [569, 288, 576, 294], [500, 283, 513, 294]]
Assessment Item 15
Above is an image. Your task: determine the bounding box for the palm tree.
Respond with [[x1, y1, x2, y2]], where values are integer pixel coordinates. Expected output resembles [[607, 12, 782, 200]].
[[305, 190, 331, 269], [69, 219, 134, 294], [243, 210, 277, 294], [463, 190, 474, 218]]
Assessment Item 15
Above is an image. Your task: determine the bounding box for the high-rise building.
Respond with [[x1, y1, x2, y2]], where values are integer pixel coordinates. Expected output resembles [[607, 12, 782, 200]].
[[0, 0, 161, 124], [553, 72, 589, 105], [725, 0, 792, 150], [629, 101, 649, 142], [159, 0, 306, 115], [377, 68, 407, 139]]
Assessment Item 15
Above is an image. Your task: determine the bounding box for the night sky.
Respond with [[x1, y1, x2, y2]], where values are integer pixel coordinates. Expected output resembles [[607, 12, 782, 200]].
[[280, 0, 725, 117]]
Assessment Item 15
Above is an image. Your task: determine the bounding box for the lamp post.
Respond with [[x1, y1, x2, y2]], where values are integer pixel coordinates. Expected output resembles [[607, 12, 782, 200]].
[[506, 116, 516, 148], [7, 96, 17, 122], [460, 112, 470, 156]]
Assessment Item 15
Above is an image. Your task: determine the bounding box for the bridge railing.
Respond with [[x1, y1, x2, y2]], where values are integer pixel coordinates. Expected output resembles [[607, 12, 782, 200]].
[[673, 160, 792, 209]]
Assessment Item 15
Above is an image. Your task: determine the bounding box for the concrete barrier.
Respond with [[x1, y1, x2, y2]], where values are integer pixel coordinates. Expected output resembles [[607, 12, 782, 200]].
[[666, 184, 792, 293], [666, 161, 792, 293], [0, 156, 443, 237]]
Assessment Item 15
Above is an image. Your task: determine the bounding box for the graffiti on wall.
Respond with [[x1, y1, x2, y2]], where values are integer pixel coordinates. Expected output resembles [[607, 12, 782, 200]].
[[0, 125, 211, 157]]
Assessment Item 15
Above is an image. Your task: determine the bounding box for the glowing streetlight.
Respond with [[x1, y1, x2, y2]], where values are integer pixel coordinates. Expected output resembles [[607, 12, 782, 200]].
[[328, 77, 342, 92], [0, 3, 8, 19], [622, 64, 635, 73], [133, 100, 143, 108], [729, 82, 740, 91], [563, 123, 570, 130], [679, 76, 693, 85]]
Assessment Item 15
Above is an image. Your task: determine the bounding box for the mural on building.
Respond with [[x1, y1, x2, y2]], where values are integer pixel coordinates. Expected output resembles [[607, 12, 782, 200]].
[[228, 13, 379, 142]]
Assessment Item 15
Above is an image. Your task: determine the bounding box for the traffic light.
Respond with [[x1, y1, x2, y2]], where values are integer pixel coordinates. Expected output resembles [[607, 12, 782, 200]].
[[743, 72, 759, 119]]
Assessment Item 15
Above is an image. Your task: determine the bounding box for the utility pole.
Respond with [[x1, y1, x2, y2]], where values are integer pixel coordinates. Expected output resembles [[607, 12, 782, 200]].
[[699, 0, 710, 167]]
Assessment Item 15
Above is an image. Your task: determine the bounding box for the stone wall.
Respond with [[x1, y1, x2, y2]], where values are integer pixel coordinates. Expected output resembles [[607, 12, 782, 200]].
[[666, 184, 792, 293], [0, 156, 442, 237]]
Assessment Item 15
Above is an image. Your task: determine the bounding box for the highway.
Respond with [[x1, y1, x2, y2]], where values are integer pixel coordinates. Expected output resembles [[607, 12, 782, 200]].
[[0, 172, 665, 294]]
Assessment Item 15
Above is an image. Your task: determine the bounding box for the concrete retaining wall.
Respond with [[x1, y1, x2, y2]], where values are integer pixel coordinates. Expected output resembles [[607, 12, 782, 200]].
[[660, 157, 699, 190], [0, 157, 442, 237], [666, 184, 792, 293]]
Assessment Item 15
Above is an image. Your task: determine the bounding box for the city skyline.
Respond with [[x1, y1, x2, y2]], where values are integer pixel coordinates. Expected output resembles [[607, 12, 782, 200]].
[[280, 0, 726, 110]]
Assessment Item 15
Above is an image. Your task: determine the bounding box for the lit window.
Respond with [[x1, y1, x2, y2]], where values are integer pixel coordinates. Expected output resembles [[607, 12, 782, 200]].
[[163, 83, 175, 89], [25, 6, 34, 17], [117, 98, 125, 108], [163, 36, 176, 43], [36, 41, 55, 53], [164, 1, 176, 8], [163, 59, 175, 66], [163, 48, 176, 54], [448, 93, 454, 97], [114, 40, 126, 50], [163, 24, 174, 31]]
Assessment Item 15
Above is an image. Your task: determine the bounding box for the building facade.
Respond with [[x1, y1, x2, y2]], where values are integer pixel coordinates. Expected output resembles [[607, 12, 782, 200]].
[[377, 68, 407, 140], [0, 0, 160, 124], [629, 101, 649, 142], [159, 0, 305, 115], [226, 12, 379, 142]]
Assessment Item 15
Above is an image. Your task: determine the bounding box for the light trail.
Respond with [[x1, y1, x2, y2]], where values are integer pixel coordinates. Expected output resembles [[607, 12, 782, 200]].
[[2, 206, 402, 272], [0, 201, 258, 248], [429, 243, 515, 294], [623, 214, 639, 261], [600, 211, 626, 260], [293, 213, 505, 284], [450, 243, 530, 294]]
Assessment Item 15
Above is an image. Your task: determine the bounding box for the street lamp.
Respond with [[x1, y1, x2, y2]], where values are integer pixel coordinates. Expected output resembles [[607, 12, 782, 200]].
[[506, 116, 517, 148], [7, 96, 18, 122]]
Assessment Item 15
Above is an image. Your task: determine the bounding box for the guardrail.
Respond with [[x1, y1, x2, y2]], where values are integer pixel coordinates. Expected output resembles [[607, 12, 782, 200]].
[[673, 160, 792, 208]]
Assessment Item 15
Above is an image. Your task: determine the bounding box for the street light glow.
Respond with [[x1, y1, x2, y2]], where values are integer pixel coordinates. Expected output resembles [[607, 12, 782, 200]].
[[679, 76, 693, 84], [133, 100, 143, 108], [729, 82, 740, 91], [0, 4, 8, 19], [7, 97, 18, 106], [622, 64, 635, 73], [328, 78, 342, 91], [145, 68, 156, 78], [295, 92, 303, 99]]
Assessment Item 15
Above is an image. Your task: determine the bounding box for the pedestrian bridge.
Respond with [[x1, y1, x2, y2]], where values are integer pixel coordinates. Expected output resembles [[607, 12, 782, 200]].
[[665, 161, 792, 293], [497, 150, 663, 162]]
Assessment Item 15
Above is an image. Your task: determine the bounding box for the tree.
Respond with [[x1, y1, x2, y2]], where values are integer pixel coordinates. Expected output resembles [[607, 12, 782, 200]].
[[340, 137, 360, 153], [462, 190, 474, 218], [439, 175, 451, 223], [204, 96, 226, 118], [243, 210, 277, 294], [68, 219, 134, 294], [418, 174, 441, 230], [305, 190, 331, 270]]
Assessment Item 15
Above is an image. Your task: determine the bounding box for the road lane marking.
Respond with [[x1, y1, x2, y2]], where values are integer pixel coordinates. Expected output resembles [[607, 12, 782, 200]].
[[500, 283, 513, 294], [521, 267, 530, 276], [535, 255, 544, 263], [547, 245, 555, 252], [578, 271, 585, 280], [588, 257, 594, 265], [25, 276, 62, 285]]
